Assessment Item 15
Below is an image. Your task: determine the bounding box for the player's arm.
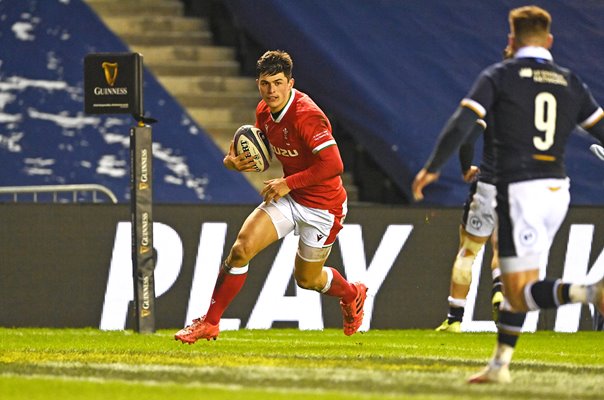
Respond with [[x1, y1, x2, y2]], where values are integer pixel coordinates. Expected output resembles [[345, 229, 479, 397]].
[[458, 119, 486, 182], [583, 108, 604, 145], [425, 106, 482, 173], [261, 145, 343, 204], [287, 144, 344, 189], [412, 106, 482, 201]]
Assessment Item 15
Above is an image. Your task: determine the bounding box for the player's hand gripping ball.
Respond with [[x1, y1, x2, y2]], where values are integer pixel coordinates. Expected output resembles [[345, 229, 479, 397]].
[[234, 125, 273, 172]]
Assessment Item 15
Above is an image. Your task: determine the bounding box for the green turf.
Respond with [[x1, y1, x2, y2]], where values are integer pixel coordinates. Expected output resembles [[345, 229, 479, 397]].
[[0, 328, 602, 399]]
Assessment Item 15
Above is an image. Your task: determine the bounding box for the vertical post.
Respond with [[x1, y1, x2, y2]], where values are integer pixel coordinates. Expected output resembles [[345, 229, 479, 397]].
[[84, 51, 154, 332], [130, 123, 155, 333]]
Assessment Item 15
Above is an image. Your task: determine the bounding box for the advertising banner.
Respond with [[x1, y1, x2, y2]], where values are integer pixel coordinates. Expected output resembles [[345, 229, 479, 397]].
[[130, 125, 155, 333], [0, 204, 602, 332], [83, 52, 143, 116]]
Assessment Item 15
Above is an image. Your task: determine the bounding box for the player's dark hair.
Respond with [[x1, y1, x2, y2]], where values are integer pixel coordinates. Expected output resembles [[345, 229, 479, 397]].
[[256, 50, 293, 80], [509, 5, 551, 46]]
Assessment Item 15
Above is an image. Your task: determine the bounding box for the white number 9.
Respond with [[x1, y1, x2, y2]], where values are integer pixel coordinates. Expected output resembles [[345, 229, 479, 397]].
[[533, 92, 557, 151]]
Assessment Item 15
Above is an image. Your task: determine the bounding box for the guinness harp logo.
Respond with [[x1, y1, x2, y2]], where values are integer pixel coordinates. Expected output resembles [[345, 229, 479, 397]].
[[101, 62, 118, 86]]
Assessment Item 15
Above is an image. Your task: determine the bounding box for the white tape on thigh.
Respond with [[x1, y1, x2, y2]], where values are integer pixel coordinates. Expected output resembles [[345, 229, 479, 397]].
[[258, 201, 294, 239], [297, 241, 332, 262]]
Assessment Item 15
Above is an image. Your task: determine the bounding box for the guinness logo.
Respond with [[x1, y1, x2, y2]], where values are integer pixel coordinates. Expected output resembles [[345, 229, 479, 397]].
[[84, 53, 142, 115], [139, 148, 149, 190], [101, 62, 118, 87]]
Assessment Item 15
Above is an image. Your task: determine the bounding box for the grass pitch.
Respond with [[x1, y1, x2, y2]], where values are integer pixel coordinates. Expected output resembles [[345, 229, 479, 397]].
[[0, 328, 602, 399]]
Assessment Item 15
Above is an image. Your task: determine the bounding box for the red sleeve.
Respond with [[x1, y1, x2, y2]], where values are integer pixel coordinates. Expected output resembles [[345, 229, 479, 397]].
[[285, 145, 344, 189]]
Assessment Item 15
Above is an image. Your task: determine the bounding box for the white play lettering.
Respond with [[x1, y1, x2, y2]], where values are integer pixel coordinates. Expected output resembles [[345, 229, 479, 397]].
[[185, 222, 241, 331], [100, 222, 183, 330], [246, 224, 411, 331], [461, 246, 493, 332], [554, 224, 593, 332], [247, 233, 323, 330], [338, 224, 413, 332], [101, 220, 601, 332], [463, 245, 545, 332], [463, 224, 603, 332], [463, 240, 553, 333], [555, 224, 604, 332]]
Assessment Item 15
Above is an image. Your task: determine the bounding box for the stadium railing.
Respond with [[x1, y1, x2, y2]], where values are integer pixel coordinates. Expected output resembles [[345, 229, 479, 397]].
[[0, 184, 118, 203]]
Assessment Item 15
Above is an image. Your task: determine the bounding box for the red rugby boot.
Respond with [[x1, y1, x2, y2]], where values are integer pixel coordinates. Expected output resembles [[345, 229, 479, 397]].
[[174, 316, 219, 344], [340, 282, 368, 336]]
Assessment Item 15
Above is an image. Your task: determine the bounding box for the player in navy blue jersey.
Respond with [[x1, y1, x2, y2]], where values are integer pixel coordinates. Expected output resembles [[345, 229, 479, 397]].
[[434, 118, 504, 333], [434, 46, 518, 333], [413, 5, 604, 383]]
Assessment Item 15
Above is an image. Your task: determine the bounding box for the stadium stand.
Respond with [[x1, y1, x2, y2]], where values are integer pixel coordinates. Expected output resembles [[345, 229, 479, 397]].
[[0, 0, 261, 204], [212, 0, 604, 205], [85, 0, 290, 196], [2, 0, 603, 205]]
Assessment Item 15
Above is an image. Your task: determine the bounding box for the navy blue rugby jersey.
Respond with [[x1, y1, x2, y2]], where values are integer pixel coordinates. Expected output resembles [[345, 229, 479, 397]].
[[480, 115, 495, 184], [462, 46, 603, 183]]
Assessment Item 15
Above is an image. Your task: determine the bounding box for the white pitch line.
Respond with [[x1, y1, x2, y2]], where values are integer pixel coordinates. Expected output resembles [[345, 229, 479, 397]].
[[37, 360, 400, 383], [0, 367, 396, 398]]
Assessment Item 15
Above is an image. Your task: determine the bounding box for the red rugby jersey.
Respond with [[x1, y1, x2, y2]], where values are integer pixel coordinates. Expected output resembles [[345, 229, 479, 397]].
[[255, 89, 347, 209]]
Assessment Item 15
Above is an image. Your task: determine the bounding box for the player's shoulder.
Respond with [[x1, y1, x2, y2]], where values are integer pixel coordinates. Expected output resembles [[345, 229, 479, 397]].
[[552, 62, 589, 88], [292, 90, 328, 121], [294, 90, 321, 110], [471, 60, 511, 88], [481, 59, 517, 78]]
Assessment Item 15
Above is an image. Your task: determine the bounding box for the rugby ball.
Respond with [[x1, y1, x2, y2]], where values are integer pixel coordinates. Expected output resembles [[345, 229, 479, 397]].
[[234, 125, 272, 172]]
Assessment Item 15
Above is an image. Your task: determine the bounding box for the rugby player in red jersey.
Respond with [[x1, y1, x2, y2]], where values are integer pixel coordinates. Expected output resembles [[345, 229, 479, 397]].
[[175, 50, 367, 344]]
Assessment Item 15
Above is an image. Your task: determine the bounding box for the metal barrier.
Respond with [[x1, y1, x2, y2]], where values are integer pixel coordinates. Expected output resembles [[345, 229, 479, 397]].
[[0, 184, 118, 203]]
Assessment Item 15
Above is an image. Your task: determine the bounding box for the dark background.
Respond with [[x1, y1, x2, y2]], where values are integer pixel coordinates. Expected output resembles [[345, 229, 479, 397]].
[[1, 203, 601, 331]]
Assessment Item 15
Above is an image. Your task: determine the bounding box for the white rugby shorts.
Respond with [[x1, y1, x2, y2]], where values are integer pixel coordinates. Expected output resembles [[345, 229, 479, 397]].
[[258, 194, 347, 248], [497, 178, 570, 273], [463, 181, 497, 237]]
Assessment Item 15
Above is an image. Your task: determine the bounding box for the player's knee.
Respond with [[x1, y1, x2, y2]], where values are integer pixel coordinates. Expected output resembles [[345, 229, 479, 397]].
[[501, 284, 529, 312], [294, 276, 312, 290], [452, 231, 487, 285], [451, 249, 476, 285], [228, 240, 254, 265], [293, 270, 322, 291], [505, 293, 527, 312], [451, 264, 473, 286]]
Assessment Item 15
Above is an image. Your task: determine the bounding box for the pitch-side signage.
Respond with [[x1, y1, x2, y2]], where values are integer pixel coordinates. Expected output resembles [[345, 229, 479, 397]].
[[83, 52, 143, 116]]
